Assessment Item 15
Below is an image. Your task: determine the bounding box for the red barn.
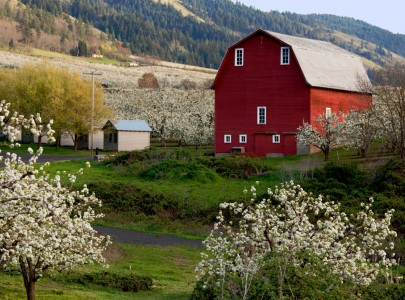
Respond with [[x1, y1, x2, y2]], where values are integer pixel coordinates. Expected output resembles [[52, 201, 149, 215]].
[[212, 29, 372, 157]]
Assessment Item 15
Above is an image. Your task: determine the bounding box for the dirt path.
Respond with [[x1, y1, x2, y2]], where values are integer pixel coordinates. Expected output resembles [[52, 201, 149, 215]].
[[94, 226, 203, 248]]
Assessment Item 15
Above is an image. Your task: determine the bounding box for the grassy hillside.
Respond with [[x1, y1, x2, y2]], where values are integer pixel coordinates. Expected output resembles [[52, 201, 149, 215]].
[[0, 0, 403, 69]]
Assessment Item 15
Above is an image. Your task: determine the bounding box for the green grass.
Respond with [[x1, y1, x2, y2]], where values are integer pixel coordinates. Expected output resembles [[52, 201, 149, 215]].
[[30, 48, 123, 66], [1, 143, 99, 156], [0, 243, 201, 299], [30, 145, 392, 239], [1, 144, 403, 299], [31, 48, 74, 60]]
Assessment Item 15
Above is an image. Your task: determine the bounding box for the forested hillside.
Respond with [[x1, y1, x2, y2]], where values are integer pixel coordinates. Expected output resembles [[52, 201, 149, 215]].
[[0, 0, 404, 69]]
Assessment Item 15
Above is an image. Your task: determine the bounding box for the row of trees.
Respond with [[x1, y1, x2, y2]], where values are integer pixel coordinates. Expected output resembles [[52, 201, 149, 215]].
[[297, 64, 405, 160], [0, 63, 113, 149], [105, 88, 214, 147]]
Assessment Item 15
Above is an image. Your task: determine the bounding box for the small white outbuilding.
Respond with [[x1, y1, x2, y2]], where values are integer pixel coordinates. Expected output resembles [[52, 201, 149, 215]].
[[102, 120, 152, 152]]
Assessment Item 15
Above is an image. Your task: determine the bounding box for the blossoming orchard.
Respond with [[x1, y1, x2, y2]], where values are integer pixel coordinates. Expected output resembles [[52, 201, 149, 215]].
[[195, 181, 398, 299], [105, 88, 214, 146], [0, 101, 110, 300]]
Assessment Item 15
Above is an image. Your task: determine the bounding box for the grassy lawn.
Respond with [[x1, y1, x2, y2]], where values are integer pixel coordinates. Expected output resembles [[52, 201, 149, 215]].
[[1, 144, 403, 299], [0, 243, 201, 300], [23, 144, 393, 240], [2, 143, 90, 156]]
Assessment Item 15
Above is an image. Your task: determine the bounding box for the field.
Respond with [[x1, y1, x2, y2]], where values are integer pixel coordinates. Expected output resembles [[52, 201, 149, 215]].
[[0, 49, 216, 90], [0, 143, 404, 299]]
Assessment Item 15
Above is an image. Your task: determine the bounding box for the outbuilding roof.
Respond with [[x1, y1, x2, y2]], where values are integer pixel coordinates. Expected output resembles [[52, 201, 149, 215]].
[[266, 31, 370, 93], [106, 120, 152, 132]]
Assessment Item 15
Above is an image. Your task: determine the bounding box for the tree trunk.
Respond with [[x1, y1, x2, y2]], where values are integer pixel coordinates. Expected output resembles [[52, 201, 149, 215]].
[[323, 150, 330, 161], [360, 147, 370, 159], [55, 136, 60, 150], [74, 133, 78, 151], [37, 135, 42, 149], [19, 257, 36, 300], [24, 280, 36, 300]]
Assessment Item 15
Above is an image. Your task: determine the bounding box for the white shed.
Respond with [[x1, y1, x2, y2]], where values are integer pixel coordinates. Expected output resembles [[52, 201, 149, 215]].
[[102, 120, 152, 152]]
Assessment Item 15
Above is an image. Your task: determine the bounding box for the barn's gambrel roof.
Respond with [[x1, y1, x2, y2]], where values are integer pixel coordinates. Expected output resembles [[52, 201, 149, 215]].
[[267, 31, 370, 93], [214, 29, 371, 93]]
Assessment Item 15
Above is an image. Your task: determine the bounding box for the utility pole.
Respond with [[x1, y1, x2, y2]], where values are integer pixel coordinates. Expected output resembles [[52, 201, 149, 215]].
[[83, 71, 101, 158]]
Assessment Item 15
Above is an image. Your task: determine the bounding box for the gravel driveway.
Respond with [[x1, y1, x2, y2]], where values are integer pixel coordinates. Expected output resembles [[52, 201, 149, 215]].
[[94, 226, 203, 248]]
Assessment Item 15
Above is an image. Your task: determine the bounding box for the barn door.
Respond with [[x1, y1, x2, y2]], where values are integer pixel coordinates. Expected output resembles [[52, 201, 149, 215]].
[[254, 134, 273, 157], [283, 134, 297, 156]]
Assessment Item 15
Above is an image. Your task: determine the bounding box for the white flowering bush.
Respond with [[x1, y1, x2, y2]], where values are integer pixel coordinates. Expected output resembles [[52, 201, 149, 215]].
[[0, 101, 110, 300], [195, 181, 398, 299], [297, 112, 345, 161], [342, 109, 380, 158]]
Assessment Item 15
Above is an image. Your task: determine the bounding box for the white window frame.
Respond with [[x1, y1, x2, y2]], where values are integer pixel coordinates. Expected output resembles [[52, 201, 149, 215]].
[[257, 106, 266, 124], [272, 134, 281, 143], [281, 47, 290, 65], [235, 48, 244, 66], [224, 134, 232, 143], [239, 134, 247, 143], [326, 107, 332, 118]]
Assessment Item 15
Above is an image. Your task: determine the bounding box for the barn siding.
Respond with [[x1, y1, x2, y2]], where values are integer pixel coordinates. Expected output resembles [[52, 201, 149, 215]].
[[215, 31, 309, 156], [310, 88, 372, 121]]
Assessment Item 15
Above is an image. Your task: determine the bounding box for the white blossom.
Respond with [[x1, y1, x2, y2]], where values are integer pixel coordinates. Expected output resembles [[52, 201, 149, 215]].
[[0, 102, 110, 299], [196, 182, 397, 298]]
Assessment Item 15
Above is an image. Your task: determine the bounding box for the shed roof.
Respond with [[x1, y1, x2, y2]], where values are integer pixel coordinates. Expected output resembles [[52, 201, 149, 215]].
[[266, 31, 370, 93], [106, 120, 152, 132]]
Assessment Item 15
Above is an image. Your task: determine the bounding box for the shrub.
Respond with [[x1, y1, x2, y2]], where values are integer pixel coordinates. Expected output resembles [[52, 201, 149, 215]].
[[65, 271, 153, 292], [138, 72, 159, 89], [197, 155, 269, 179], [87, 181, 164, 215], [105, 148, 195, 166], [139, 159, 219, 183]]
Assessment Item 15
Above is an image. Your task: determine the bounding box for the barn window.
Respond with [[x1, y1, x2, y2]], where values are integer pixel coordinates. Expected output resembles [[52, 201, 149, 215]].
[[281, 47, 290, 65], [224, 134, 232, 143], [326, 107, 332, 118], [257, 106, 266, 124], [235, 48, 244, 66], [239, 134, 247, 143], [272, 134, 281, 143]]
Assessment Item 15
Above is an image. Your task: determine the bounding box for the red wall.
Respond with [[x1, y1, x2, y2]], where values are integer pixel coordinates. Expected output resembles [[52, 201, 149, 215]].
[[310, 88, 372, 121], [215, 31, 309, 156]]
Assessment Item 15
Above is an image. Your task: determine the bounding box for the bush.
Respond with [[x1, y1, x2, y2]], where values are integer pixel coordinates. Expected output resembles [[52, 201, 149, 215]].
[[138, 72, 159, 89], [371, 159, 405, 195], [65, 271, 153, 292], [105, 148, 194, 166], [87, 181, 164, 215], [139, 159, 219, 183], [197, 155, 269, 179]]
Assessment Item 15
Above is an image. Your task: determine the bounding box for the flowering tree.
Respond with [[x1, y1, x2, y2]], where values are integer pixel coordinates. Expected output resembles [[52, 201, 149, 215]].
[[105, 88, 214, 146], [372, 64, 405, 158], [0, 101, 110, 300], [342, 109, 380, 158], [195, 182, 397, 299], [297, 112, 345, 161]]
